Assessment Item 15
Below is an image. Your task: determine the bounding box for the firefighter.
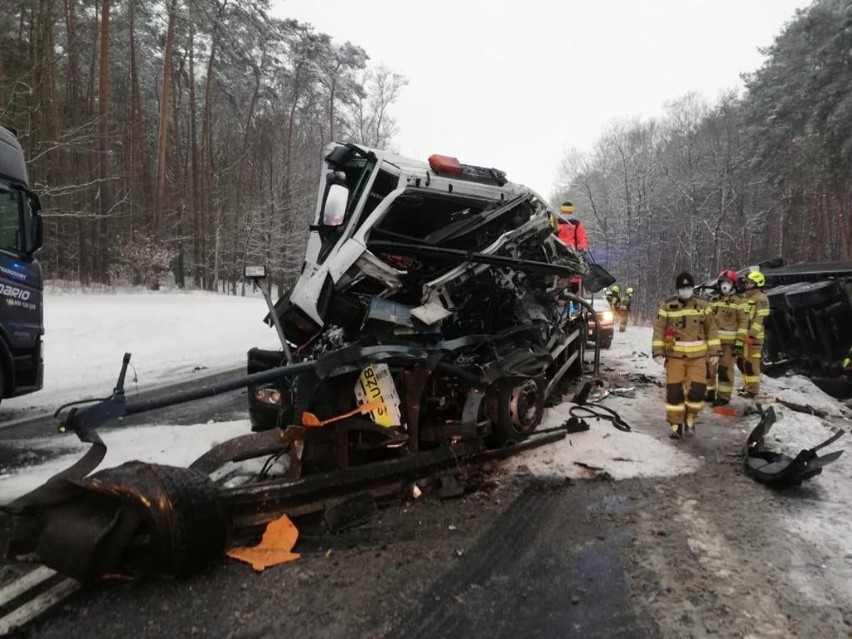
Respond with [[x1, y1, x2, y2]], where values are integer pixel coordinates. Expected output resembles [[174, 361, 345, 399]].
[[619, 286, 634, 332], [606, 285, 621, 310], [652, 272, 721, 439], [706, 270, 748, 406], [738, 270, 770, 398]]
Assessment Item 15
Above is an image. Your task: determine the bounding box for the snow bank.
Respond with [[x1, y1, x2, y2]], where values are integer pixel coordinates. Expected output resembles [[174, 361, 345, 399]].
[[1, 289, 281, 414], [1, 420, 250, 505]]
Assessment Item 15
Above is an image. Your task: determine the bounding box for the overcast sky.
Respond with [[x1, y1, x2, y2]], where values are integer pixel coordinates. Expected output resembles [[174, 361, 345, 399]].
[[271, 0, 810, 197]]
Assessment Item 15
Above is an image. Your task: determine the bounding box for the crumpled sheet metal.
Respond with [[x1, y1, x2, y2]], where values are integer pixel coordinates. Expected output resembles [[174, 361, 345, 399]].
[[743, 406, 845, 487]]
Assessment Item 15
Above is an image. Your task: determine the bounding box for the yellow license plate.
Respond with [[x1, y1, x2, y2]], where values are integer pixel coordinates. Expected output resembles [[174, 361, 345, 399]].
[[354, 363, 402, 428]]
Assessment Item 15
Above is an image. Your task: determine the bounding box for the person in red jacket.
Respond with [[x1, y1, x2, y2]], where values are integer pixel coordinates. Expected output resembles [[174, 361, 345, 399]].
[[555, 202, 589, 252]]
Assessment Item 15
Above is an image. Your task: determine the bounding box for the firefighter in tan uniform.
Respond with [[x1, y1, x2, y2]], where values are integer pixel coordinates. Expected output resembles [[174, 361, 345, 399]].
[[706, 270, 748, 406], [652, 272, 721, 439], [738, 270, 770, 397], [619, 287, 634, 332]]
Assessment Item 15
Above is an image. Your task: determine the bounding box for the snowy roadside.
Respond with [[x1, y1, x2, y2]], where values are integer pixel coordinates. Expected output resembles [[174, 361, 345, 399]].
[[1, 287, 281, 416], [0, 287, 281, 504]]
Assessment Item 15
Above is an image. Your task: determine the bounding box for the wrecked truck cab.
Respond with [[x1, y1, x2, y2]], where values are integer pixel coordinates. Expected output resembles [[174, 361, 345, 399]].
[[281, 143, 536, 342], [249, 142, 593, 454]]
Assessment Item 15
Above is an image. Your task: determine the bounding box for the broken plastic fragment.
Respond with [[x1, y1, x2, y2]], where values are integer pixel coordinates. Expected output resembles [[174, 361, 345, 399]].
[[301, 401, 386, 427], [226, 514, 301, 571]]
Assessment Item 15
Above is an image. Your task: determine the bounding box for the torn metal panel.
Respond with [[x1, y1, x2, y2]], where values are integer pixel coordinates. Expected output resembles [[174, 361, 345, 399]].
[[743, 406, 845, 486]]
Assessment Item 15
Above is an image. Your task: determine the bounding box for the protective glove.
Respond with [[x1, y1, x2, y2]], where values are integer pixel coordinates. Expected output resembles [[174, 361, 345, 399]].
[[709, 356, 719, 366], [733, 339, 744, 357], [653, 355, 665, 366]]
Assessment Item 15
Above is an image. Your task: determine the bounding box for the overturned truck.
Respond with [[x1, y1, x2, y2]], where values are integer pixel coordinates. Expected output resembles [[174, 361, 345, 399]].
[[758, 260, 852, 397], [4, 143, 607, 581]]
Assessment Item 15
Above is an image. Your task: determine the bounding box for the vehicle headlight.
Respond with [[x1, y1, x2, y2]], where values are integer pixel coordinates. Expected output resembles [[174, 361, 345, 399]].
[[602, 311, 613, 323], [254, 387, 282, 406]]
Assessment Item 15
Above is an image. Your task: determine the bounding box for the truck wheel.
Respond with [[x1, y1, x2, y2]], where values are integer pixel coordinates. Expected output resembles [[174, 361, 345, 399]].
[[144, 464, 227, 576], [488, 377, 545, 447], [88, 462, 227, 577], [785, 281, 839, 310]]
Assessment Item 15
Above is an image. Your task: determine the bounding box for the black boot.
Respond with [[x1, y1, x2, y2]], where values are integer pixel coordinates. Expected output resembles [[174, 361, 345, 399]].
[[705, 390, 716, 403], [668, 423, 683, 439]]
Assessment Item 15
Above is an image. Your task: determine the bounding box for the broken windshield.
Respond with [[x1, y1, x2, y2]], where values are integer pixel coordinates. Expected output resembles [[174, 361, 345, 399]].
[[367, 189, 533, 252]]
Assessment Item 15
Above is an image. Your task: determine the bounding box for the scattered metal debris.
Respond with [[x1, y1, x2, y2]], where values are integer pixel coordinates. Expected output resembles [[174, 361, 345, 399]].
[[743, 406, 845, 487], [3, 351, 570, 584]]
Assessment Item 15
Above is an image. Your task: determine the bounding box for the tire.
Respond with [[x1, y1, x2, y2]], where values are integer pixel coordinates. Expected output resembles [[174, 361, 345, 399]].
[[488, 377, 545, 447], [144, 464, 227, 576], [785, 281, 840, 310], [91, 463, 227, 577]]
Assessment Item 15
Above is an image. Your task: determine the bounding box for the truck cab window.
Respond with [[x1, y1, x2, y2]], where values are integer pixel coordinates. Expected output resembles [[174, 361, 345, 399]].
[[0, 188, 22, 253]]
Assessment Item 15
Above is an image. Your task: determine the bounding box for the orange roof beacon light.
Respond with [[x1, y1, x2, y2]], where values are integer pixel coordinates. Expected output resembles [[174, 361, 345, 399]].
[[428, 154, 463, 176], [428, 153, 508, 187]]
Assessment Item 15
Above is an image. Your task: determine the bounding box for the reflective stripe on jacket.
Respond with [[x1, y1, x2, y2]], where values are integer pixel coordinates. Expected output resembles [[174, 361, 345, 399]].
[[652, 296, 721, 358], [742, 288, 770, 345]]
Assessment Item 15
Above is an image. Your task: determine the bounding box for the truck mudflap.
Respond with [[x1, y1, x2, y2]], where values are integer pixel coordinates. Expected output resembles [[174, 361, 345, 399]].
[[743, 406, 845, 487]]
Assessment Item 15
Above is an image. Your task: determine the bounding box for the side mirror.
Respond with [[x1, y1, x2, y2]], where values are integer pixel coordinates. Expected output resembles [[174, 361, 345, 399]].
[[321, 172, 349, 227], [32, 213, 43, 252], [26, 191, 44, 253]]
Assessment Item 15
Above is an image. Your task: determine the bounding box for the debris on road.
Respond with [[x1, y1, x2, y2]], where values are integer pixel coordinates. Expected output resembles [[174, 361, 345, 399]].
[[743, 406, 845, 487], [227, 514, 301, 571]]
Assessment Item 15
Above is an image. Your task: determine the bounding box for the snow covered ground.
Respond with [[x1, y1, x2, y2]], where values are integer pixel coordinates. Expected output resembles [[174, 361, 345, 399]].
[[0, 287, 280, 503], [2, 286, 281, 413], [503, 326, 851, 481]]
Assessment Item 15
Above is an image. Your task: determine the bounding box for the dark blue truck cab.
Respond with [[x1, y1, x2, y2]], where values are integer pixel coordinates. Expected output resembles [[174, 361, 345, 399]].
[[0, 126, 44, 403]]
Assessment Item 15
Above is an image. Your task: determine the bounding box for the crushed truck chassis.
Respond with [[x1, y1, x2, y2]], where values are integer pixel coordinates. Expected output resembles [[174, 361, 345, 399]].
[[3, 353, 570, 583]]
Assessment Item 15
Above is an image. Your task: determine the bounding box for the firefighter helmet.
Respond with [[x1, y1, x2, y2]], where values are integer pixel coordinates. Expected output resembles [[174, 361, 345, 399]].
[[746, 270, 765, 288], [610, 285, 620, 293], [626, 287, 634, 295], [717, 269, 738, 285]]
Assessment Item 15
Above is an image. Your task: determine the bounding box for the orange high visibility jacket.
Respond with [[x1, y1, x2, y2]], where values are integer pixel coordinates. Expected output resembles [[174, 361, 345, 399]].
[[556, 220, 588, 251]]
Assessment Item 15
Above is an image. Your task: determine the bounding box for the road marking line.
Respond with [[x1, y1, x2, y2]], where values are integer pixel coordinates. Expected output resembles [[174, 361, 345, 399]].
[[0, 578, 80, 635], [0, 566, 57, 607]]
